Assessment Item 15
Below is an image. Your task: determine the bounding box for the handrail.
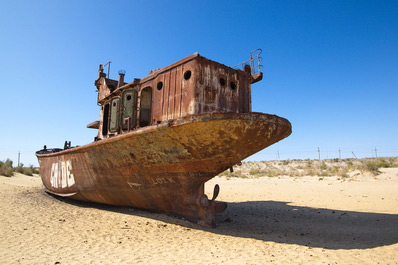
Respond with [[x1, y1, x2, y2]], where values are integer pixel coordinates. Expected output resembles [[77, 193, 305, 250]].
[[233, 48, 263, 75]]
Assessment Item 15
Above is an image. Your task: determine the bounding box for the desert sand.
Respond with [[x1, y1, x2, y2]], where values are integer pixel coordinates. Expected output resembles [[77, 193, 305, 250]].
[[1, 169, 397, 264]]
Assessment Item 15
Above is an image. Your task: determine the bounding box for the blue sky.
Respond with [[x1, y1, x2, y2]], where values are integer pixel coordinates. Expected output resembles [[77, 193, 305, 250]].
[[1, 0, 397, 166]]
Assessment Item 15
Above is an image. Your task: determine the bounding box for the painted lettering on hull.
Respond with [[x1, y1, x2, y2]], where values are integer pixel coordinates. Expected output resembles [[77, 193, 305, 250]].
[[126, 177, 177, 190], [151, 177, 176, 185], [127, 182, 142, 189], [50, 160, 75, 188]]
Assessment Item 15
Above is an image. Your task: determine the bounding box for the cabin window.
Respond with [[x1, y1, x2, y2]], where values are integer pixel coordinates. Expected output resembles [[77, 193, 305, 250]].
[[219, 77, 226, 87], [139, 87, 152, 127], [157, 81, 163, 90], [109, 97, 120, 133], [230, 81, 236, 90], [121, 89, 138, 130], [184, 70, 191, 80], [102, 103, 110, 136]]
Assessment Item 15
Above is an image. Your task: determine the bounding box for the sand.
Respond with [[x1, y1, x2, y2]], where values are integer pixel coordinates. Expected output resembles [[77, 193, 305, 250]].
[[1, 170, 397, 265]]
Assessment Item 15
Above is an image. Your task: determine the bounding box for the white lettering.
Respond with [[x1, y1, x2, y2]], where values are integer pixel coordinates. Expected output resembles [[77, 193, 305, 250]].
[[50, 163, 59, 188], [66, 160, 75, 187], [151, 177, 176, 185], [50, 160, 76, 189], [127, 182, 142, 189]]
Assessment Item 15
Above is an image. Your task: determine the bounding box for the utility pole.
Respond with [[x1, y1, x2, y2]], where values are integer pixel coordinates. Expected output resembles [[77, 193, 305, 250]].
[[18, 151, 20, 167], [352, 151, 357, 159], [317, 147, 321, 175], [374, 147, 378, 160], [338, 148, 341, 160], [277, 150, 280, 161]]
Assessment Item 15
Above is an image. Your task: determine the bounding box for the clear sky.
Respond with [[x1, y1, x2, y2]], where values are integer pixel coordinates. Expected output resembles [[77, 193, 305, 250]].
[[1, 0, 397, 166]]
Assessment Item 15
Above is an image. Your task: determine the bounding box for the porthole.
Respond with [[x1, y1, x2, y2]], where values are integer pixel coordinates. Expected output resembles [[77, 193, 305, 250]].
[[157, 81, 163, 90], [230, 81, 236, 90], [126, 95, 132, 101], [219, 77, 226, 87], [113, 102, 117, 107], [184, 70, 192, 80]]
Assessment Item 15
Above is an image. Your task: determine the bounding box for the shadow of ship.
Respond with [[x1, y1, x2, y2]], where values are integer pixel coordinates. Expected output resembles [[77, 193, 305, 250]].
[[46, 192, 398, 250]]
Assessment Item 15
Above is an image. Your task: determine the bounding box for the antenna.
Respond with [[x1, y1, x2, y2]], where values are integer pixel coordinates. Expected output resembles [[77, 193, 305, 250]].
[[103, 61, 111, 78]]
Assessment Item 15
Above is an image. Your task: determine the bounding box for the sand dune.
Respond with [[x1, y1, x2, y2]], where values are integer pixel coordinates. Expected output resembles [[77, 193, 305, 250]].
[[1, 170, 397, 264]]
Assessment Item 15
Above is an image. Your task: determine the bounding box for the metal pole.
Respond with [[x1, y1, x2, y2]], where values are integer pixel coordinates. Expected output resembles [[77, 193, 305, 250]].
[[104, 61, 111, 79], [18, 151, 20, 167], [318, 147, 321, 174]]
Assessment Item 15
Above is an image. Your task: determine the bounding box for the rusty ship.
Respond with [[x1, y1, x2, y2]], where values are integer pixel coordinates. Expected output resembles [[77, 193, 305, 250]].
[[36, 49, 292, 227]]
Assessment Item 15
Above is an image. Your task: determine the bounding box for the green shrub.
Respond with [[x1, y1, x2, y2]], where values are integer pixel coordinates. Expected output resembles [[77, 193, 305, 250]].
[[15, 163, 24, 174], [320, 171, 331, 177], [31, 166, 40, 175], [22, 166, 34, 176], [340, 173, 349, 178], [266, 171, 276, 177], [230, 170, 246, 178], [0, 159, 14, 177], [376, 159, 398, 168], [249, 168, 268, 176], [362, 161, 380, 174], [0, 160, 39, 177]]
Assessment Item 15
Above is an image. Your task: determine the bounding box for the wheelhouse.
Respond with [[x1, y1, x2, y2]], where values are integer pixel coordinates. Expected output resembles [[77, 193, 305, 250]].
[[91, 53, 263, 140]]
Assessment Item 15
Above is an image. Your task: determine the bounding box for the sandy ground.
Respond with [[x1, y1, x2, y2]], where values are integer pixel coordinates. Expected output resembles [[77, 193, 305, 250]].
[[1, 170, 397, 265]]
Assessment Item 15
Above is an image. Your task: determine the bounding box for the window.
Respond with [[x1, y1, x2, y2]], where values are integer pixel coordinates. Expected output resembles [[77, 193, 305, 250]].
[[121, 90, 138, 130], [184, 70, 192, 80], [109, 97, 120, 133], [102, 103, 110, 136], [139, 87, 152, 127]]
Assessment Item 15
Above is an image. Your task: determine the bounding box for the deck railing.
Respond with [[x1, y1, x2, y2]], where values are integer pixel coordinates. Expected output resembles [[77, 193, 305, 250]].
[[233, 48, 263, 75]]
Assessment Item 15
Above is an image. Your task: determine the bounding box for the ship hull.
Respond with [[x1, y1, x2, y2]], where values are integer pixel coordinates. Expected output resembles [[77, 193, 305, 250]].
[[36, 112, 291, 227]]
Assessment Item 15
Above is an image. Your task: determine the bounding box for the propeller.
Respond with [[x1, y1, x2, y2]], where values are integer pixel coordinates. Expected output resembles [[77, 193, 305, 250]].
[[210, 184, 220, 201], [198, 184, 220, 207]]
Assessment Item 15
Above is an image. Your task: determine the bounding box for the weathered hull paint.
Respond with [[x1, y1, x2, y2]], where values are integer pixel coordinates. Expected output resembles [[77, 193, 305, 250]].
[[37, 112, 291, 227]]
